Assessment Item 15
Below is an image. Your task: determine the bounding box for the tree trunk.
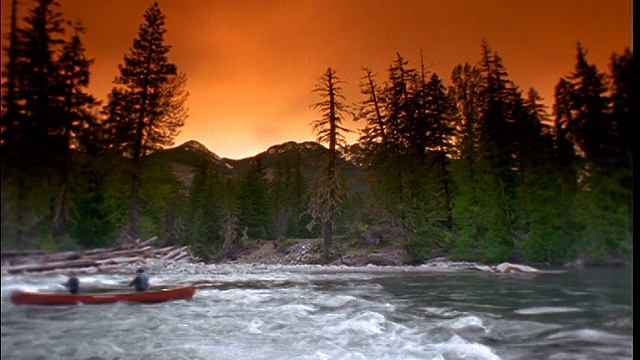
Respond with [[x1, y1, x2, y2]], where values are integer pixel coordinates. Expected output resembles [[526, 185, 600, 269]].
[[323, 218, 333, 250], [127, 166, 140, 239]]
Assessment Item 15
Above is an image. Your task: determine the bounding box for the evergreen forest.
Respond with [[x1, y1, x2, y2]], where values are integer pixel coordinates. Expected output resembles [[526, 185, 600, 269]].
[[1, 0, 634, 264]]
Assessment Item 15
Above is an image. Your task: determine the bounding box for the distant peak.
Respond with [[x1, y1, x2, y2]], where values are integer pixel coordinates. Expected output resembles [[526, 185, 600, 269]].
[[265, 141, 324, 155], [181, 139, 206, 148], [177, 140, 221, 160]]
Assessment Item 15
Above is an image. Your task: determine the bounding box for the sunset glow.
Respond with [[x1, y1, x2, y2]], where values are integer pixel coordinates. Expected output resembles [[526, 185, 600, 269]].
[[1, 0, 631, 159]]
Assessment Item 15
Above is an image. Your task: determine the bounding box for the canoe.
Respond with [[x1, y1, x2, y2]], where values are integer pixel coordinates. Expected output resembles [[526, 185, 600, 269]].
[[10, 286, 196, 305]]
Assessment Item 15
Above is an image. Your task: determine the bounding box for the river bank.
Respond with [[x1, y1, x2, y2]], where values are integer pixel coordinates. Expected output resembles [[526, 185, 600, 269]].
[[2, 235, 630, 276], [226, 237, 631, 269]]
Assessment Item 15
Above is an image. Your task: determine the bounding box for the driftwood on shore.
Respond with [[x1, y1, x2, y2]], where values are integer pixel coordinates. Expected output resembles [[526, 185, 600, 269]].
[[1, 237, 200, 274]]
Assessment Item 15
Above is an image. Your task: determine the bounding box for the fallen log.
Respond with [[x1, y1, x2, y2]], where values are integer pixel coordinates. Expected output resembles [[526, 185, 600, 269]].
[[161, 246, 189, 260], [173, 252, 191, 261], [84, 246, 152, 260], [1, 236, 199, 274], [148, 246, 175, 256], [139, 236, 159, 247], [95, 256, 141, 266], [4, 251, 81, 266], [6, 258, 99, 274]]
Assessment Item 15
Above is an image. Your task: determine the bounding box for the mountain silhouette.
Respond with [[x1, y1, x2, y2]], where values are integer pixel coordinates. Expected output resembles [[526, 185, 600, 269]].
[[151, 140, 365, 191]]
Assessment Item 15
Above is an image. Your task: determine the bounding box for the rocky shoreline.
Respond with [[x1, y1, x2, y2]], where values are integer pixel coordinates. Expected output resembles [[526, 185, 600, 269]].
[[226, 238, 631, 270], [2, 237, 629, 276], [226, 239, 538, 273], [225, 239, 408, 267]]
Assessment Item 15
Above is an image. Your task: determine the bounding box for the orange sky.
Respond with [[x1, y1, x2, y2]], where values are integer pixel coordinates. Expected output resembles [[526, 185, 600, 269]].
[[1, 0, 632, 159]]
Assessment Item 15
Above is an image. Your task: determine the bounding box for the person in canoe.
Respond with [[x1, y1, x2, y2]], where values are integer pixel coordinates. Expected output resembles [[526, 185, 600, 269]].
[[129, 268, 149, 292], [63, 275, 80, 294]]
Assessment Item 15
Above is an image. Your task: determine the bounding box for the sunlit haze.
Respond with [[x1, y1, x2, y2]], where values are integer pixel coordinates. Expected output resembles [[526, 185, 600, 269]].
[[0, 0, 631, 159]]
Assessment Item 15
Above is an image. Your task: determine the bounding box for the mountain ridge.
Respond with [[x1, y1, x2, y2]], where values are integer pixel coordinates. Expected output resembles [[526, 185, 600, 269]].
[[154, 139, 364, 188], [174, 139, 360, 161]]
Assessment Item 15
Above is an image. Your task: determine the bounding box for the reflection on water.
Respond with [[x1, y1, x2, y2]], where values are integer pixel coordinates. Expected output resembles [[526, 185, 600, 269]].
[[1, 265, 632, 360]]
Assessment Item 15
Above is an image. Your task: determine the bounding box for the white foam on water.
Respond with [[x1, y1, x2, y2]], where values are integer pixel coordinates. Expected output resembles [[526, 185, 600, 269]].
[[325, 311, 386, 336], [547, 354, 591, 360], [548, 328, 629, 342], [514, 306, 583, 315], [561, 289, 589, 296], [245, 318, 265, 334], [277, 303, 316, 315], [313, 293, 358, 308], [215, 288, 273, 304], [434, 334, 502, 360], [2, 265, 631, 360], [447, 315, 487, 331], [422, 306, 468, 318]]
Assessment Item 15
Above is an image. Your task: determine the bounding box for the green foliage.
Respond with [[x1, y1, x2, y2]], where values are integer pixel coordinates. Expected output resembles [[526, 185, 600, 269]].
[[185, 158, 226, 259], [237, 157, 274, 240], [1, 161, 61, 248], [220, 200, 241, 260], [139, 156, 188, 245], [0, 4, 632, 268], [573, 166, 632, 259], [101, 2, 188, 240], [65, 156, 128, 248]]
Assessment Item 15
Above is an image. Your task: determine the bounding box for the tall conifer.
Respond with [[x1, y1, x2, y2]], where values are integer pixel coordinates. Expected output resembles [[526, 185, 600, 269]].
[[104, 2, 187, 240], [307, 68, 351, 253]]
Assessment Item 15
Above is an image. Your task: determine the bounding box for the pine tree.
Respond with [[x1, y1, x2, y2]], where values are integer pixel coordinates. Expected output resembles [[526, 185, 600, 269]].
[[449, 63, 485, 257], [1, 0, 20, 154], [563, 45, 632, 259], [357, 68, 387, 151], [369, 55, 416, 234], [550, 77, 580, 259], [290, 151, 310, 238], [1, 0, 25, 246], [450, 42, 524, 261], [608, 48, 635, 165], [1, 0, 67, 246], [103, 2, 188, 241], [514, 88, 563, 261], [357, 55, 457, 258], [566, 43, 611, 161], [385, 54, 417, 155], [15, 0, 66, 159], [476, 41, 522, 260], [271, 160, 294, 238], [422, 73, 456, 226], [186, 159, 224, 258], [356, 67, 403, 230], [607, 49, 634, 256], [307, 67, 351, 254], [220, 207, 240, 259], [220, 178, 241, 260], [237, 157, 273, 240], [138, 156, 187, 246], [51, 20, 99, 237], [477, 40, 517, 168], [552, 78, 577, 170]]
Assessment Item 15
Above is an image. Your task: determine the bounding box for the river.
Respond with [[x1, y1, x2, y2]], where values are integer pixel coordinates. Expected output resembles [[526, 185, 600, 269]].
[[1, 263, 633, 359]]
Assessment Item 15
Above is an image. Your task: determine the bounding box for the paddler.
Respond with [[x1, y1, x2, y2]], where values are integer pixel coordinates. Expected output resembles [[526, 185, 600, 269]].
[[128, 268, 150, 292], [63, 275, 80, 294]]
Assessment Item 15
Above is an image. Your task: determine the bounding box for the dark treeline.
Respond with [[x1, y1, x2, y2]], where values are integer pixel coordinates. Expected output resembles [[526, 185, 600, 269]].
[[1, 0, 634, 264], [354, 45, 633, 264]]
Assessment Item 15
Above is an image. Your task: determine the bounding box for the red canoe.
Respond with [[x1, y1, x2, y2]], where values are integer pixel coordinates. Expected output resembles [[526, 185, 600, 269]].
[[11, 286, 196, 305]]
